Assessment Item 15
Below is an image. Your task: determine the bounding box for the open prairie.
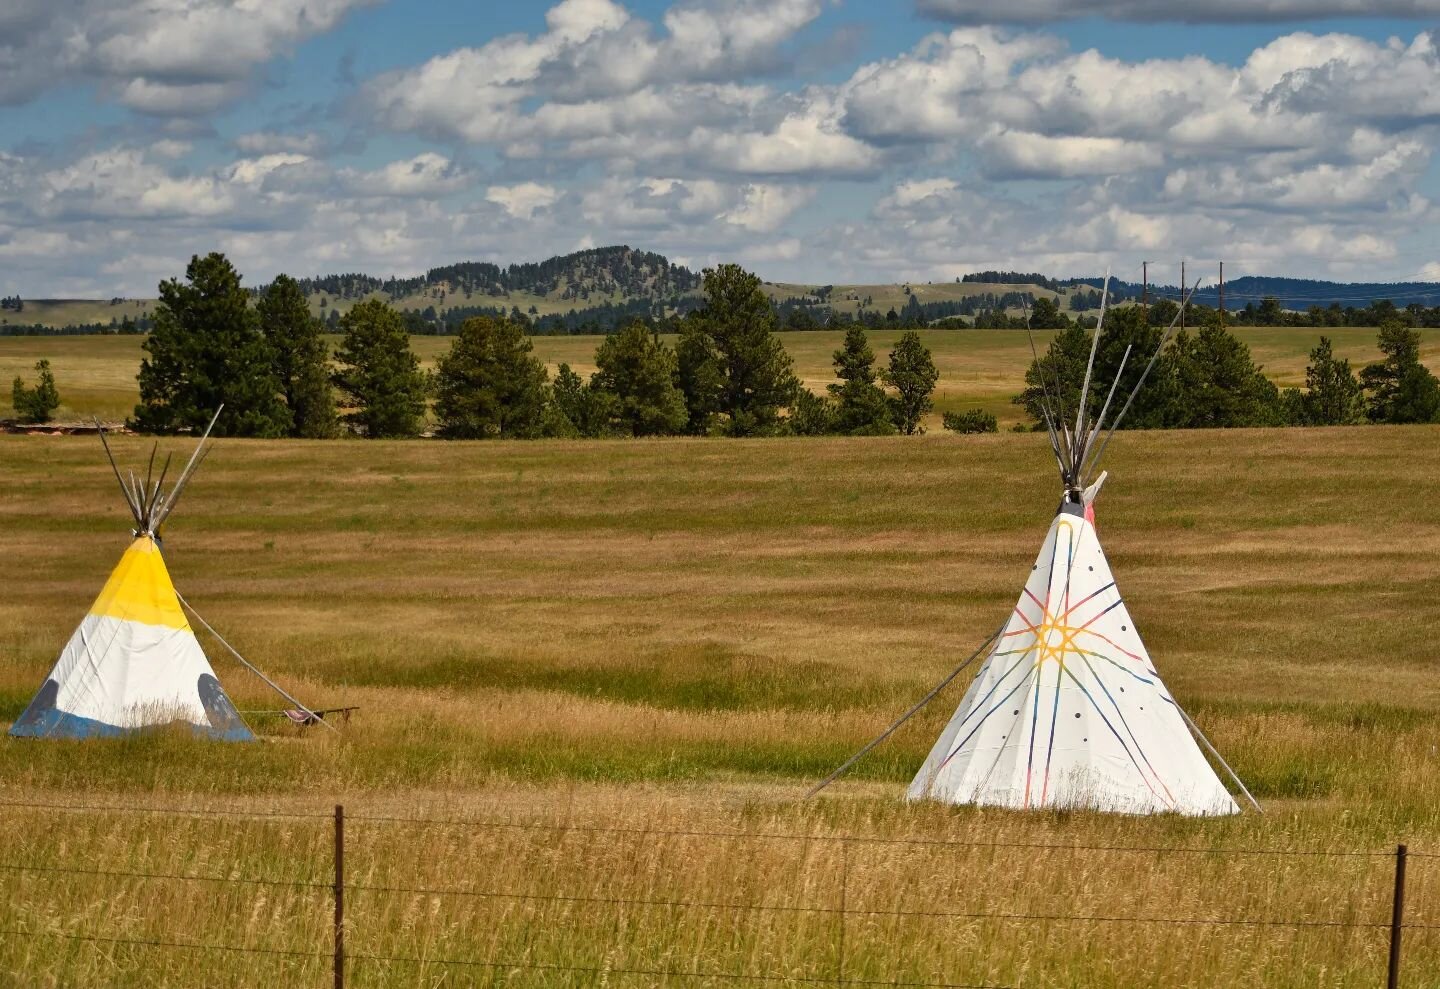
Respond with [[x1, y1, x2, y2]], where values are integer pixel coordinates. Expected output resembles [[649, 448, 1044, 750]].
[[3, 427, 1440, 986], [3, 326, 1438, 430]]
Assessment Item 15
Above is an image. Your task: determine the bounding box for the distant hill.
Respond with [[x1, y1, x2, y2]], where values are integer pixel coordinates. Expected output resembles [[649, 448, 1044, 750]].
[[7, 248, 1440, 336], [1069, 275, 1440, 310], [293, 245, 703, 308]]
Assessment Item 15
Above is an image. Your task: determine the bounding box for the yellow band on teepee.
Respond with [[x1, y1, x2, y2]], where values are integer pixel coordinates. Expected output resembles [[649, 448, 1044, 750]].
[[88, 536, 192, 631]]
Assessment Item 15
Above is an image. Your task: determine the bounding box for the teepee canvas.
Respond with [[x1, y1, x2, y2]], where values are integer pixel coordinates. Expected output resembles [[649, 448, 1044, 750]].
[[10, 416, 252, 741], [907, 277, 1249, 816], [906, 502, 1236, 814]]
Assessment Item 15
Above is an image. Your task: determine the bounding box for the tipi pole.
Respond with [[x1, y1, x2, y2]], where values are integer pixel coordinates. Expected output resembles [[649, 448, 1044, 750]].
[[153, 406, 223, 529], [1074, 270, 1110, 452], [96, 422, 142, 527], [1175, 704, 1261, 813], [805, 623, 1005, 799], [1083, 278, 1202, 479], [176, 592, 339, 733]]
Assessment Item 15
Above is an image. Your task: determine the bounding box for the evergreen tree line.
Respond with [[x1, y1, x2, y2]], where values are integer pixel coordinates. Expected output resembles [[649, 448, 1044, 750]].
[[415, 297, 705, 336], [115, 252, 1440, 438], [1223, 297, 1440, 328], [1017, 308, 1440, 430], [0, 317, 148, 336], [962, 271, 1063, 291], [129, 255, 943, 440]]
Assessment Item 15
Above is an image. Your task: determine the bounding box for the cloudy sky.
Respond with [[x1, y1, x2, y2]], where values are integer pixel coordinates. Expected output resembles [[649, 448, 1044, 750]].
[[4, 0, 1440, 296]]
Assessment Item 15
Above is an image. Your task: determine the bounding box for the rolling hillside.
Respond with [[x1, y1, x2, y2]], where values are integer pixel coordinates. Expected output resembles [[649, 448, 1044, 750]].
[[0, 247, 1084, 334], [6, 246, 1440, 334]]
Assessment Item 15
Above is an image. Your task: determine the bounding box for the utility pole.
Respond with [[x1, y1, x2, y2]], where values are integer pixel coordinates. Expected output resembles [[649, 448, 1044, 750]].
[[1142, 261, 1149, 321], [1218, 261, 1225, 328], [1180, 260, 1185, 335]]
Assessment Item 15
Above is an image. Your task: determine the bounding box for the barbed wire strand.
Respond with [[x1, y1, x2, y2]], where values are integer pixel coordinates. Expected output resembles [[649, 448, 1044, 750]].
[[0, 928, 323, 959], [0, 797, 1396, 859], [343, 881, 1385, 929], [0, 798, 325, 821], [343, 813, 1393, 859], [0, 860, 327, 889], [348, 952, 1020, 988]]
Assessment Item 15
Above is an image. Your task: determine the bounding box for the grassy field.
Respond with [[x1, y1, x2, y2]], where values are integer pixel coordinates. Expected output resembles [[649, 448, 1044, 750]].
[[4, 427, 1440, 986], [760, 279, 1067, 316], [3, 326, 1437, 431], [0, 298, 156, 330]]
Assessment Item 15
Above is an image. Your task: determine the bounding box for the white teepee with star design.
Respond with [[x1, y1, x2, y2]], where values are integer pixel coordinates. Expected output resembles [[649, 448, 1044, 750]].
[[906, 503, 1237, 815], [906, 273, 1249, 816]]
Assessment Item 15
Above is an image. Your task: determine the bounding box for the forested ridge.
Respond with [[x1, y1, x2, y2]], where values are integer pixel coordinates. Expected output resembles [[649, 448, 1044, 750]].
[[289, 246, 702, 304], [8, 246, 1440, 337]]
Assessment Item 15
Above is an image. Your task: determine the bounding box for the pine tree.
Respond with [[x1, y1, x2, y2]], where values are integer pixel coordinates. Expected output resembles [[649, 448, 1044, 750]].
[[546, 362, 616, 438], [133, 253, 290, 436], [828, 325, 895, 435], [11, 359, 60, 424], [433, 315, 548, 439], [675, 319, 725, 435], [1093, 306, 1174, 429], [1167, 324, 1284, 428], [1362, 320, 1440, 424], [334, 299, 428, 438], [1015, 325, 1090, 428], [789, 389, 838, 435], [698, 264, 798, 436], [591, 322, 687, 436], [884, 331, 939, 434], [1297, 336, 1363, 426], [258, 274, 338, 438], [1027, 297, 1069, 329]]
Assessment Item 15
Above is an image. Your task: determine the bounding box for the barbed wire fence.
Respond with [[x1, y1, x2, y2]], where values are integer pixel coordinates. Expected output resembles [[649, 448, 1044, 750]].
[[0, 798, 1430, 988]]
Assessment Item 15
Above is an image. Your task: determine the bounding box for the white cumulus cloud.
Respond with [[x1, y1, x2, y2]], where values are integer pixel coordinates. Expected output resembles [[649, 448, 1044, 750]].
[[916, 0, 1440, 23]]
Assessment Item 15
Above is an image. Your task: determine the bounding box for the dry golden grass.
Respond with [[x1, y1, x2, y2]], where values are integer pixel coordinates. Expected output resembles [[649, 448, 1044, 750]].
[[4, 427, 1440, 986]]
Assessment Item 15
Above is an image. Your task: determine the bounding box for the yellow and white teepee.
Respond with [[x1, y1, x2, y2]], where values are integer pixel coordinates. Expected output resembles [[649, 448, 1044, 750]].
[[11, 414, 252, 741]]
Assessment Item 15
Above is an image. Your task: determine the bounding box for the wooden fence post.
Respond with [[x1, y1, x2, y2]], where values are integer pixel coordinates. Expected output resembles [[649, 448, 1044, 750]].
[[1388, 843, 1407, 989], [836, 838, 851, 988], [334, 804, 345, 989]]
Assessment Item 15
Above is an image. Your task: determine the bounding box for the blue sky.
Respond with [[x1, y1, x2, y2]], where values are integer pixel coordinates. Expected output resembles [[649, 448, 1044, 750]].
[[3, 0, 1440, 296]]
